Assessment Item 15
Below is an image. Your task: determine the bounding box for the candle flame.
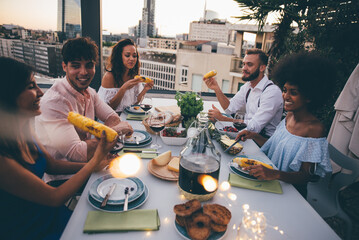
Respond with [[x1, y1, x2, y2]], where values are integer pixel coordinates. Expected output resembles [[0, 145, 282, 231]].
[[198, 174, 218, 192], [109, 153, 141, 178]]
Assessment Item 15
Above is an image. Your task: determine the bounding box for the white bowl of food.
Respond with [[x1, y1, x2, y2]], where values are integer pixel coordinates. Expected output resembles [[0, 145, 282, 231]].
[[215, 121, 239, 138], [160, 127, 188, 146]]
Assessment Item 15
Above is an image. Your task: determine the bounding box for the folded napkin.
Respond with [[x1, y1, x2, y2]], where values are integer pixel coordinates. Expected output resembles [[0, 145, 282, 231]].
[[228, 173, 283, 194], [117, 148, 158, 159], [126, 114, 146, 121], [83, 209, 160, 233]]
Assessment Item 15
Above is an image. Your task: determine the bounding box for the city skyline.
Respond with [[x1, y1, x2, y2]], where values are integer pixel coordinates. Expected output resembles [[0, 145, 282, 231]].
[[0, 0, 278, 37]]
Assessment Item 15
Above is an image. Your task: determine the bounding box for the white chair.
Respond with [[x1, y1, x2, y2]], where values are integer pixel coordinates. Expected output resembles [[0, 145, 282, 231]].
[[307, 144, 359, 240]]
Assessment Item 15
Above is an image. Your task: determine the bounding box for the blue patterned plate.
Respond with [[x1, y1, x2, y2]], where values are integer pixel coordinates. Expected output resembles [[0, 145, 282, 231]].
[[125, 105, 145, 115], [89, 174, 145, 205], [124, 130, 151, 146], [88, 185, 149, 212], [229, 155, 274, 181], [174, 221, 226, 240]]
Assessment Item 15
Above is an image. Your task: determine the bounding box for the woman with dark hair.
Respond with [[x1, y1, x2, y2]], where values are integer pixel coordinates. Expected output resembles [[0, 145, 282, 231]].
[[236, 52, 336, 196], [98, 39, 154, 113], [0, 57, 116, 239]]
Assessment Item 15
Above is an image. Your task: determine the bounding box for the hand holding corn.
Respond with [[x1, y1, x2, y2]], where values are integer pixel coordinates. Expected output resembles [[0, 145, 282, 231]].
[[135, 75, 153, 84], [68, 112, 118, 142], [203, 70, 217, 79]]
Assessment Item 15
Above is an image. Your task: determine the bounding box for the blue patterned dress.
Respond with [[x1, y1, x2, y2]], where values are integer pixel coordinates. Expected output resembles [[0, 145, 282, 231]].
[[261, 119, 332, 177]]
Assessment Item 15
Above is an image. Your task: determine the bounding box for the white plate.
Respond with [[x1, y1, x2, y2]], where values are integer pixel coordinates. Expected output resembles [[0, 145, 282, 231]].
[[89, 175, 145, 205], [129, 105, 145, 113], [88, 185, 149, 213], [215, 121, 239, 138], [125, 132, 146, 143]]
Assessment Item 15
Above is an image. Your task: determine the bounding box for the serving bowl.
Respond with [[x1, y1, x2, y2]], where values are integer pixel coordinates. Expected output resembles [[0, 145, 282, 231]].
[[215, 121, 239, 138], [160, 127, 188, 146]]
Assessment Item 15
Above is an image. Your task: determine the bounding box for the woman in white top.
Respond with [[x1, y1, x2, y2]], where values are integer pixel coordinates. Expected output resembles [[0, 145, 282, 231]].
[[98, 39, 154, 113]]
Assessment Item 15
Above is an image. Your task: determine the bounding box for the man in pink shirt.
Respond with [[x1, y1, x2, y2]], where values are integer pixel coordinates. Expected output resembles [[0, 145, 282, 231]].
[[35, 37, 133, 183]]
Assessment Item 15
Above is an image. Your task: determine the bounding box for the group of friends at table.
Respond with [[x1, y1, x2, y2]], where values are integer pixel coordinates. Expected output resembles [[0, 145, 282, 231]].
[[0, 36, 337, 239]]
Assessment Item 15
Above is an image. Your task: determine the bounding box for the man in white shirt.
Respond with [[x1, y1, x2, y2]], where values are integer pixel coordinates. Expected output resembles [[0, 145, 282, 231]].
[[204, 48, 283, 137]]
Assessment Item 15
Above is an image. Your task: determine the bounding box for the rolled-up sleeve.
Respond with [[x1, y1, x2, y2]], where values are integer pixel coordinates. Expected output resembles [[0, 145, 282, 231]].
[[245, 86, 283, 133], [225, 84, 247, 115]]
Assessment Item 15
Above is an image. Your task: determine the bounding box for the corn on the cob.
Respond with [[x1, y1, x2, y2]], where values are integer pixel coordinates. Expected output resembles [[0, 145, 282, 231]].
[[204, 70, 217, 79], [234, 157, 273, 169], [135, 75, 153, 83], [67, 112, 118, 142]]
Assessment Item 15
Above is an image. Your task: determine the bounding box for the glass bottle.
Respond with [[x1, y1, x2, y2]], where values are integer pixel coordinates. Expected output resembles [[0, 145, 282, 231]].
[[178, 121, 221, 201]]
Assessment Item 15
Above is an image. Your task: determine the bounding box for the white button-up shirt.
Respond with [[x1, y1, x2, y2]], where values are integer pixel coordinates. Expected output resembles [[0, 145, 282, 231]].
[[225, 75, 283, 136]]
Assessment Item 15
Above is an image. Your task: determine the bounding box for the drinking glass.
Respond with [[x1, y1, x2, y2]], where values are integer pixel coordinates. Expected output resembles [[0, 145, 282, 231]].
[[233, 111, 247, 131], [148, 113, 165, 149], [140, 97, 152, 117]]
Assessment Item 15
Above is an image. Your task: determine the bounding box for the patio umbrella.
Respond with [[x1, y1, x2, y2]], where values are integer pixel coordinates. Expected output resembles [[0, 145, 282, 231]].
[[328, 63, 359, 172]]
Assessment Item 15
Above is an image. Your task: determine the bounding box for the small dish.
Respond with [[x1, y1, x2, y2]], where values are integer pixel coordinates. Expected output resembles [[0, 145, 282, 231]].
[[160, 127, 188, 146], [215, 121, 239, 138]]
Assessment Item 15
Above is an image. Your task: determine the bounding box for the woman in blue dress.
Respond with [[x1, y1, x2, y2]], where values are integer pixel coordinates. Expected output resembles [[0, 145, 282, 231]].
[[235, 52, 337, 196], [0, 57, 117, 239]]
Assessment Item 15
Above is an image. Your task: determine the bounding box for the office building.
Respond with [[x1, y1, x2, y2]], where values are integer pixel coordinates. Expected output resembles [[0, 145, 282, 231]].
[[140, 0, 156, 38], [0, 38, 14, 58], [57, 0, 81, 39], [138, 49, 176, 90], [12, 40, 63, 77]]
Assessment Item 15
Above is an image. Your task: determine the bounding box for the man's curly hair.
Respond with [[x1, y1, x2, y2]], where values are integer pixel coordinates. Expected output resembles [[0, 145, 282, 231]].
[[272, 51, 337, 112]]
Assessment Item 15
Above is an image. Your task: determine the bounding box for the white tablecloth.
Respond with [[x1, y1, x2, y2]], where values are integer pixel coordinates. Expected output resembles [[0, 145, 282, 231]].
[[61, 98, 339, 240]]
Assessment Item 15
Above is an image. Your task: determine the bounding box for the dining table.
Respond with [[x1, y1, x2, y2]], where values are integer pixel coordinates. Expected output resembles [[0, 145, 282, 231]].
[[60, 98, 340, 240]]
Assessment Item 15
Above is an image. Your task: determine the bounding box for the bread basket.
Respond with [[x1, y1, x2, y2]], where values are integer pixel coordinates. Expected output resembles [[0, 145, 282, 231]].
[[142, 117, 182, 135]]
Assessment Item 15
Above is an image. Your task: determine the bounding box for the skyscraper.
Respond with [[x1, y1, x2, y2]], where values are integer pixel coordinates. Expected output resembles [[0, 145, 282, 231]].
[[57, 0, 81, 40], [140, 0, 156, 38]]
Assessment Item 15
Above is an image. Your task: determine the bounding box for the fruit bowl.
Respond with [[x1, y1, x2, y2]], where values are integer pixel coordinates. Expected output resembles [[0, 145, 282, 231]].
[[215, 121, 239, 138], [160, 127, 188, 146]]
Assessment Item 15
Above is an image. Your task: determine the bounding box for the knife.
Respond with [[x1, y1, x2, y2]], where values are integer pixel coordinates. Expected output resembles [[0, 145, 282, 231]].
[[124, 149, 158, 154], [100, 183, 117, 208], [123, 187, 129, 211], [224, 138, 241, 153]]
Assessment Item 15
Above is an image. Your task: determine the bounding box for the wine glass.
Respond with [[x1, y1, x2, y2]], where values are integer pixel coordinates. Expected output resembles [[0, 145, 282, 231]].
[[140, 97, 152, 117], [148, 113, 165, 149], [233, 111, 247, 131]]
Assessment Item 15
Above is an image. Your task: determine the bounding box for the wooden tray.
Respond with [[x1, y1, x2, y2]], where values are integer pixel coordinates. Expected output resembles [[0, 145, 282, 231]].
[[147, 157, 179, 181]]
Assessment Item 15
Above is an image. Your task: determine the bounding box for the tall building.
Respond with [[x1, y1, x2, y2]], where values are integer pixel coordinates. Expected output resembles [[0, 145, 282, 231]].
[[57, 0, 81, 39], [140, 0, 156, 38]]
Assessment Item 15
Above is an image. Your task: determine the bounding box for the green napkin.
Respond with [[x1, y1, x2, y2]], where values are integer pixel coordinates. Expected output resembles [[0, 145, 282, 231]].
[[228, 173, 283, 194], [117, 148, 158, 159], [83, 209, 160, 233], [126, 114, 146, 121]]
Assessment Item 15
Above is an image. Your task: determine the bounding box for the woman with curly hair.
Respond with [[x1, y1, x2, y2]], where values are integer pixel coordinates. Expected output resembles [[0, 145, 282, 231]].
[[98, 39, 154, 114], [235, 51, 336, 196], [0, 57, 116, 239]]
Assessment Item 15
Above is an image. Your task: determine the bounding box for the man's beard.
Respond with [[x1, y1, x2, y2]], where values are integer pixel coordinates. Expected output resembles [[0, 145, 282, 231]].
[[242, 67, 260, 82]]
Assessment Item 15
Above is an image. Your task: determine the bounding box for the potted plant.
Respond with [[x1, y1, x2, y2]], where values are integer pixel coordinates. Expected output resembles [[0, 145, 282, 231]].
[[175, 91, 203, 125]]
